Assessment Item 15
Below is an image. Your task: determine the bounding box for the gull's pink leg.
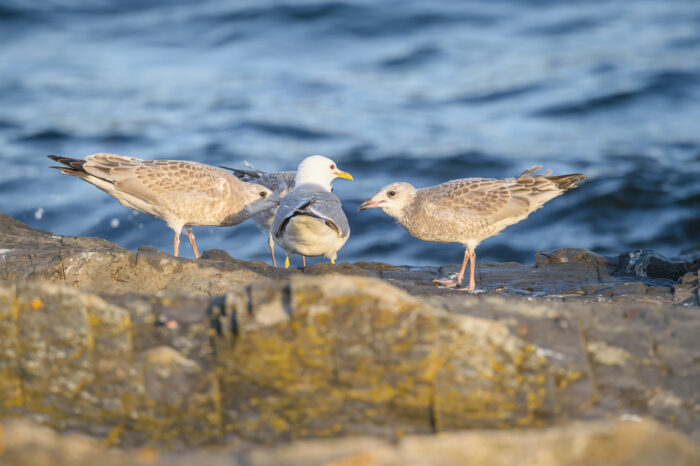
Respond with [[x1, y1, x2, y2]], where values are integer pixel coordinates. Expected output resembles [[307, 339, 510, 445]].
[[173, 233, 180, 257], [453, 250, 477, 291], [467, 250, 476, 291], [268, 234, 276, 267], [186, 227, 200, 259], [302, 255, 306, 268], [434, 247, 470, 288], [457, 248, 470, 286]]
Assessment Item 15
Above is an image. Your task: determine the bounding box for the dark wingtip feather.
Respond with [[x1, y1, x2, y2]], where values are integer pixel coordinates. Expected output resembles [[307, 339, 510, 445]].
[[546, 173, 586, 190], [47, 154, 86, 172], [219, 165, 261, 180]]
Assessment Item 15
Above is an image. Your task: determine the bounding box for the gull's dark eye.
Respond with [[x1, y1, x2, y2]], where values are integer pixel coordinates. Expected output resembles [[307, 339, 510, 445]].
[[330, 164, 336, 170], [387, 190, 396, 197], [259, 191, 267, 198]]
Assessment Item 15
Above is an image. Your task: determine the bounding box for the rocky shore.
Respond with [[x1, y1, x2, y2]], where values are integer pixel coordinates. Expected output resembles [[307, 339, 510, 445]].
[[1, 212, 699, 464]]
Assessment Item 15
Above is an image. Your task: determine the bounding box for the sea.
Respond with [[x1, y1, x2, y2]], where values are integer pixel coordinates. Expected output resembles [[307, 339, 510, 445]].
[[1, 0, 698, 266]]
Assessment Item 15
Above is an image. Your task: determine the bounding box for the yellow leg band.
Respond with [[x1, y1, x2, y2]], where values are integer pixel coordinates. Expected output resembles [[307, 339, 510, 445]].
[[284, 256, 290, 269], [330, 258, 335, 265]]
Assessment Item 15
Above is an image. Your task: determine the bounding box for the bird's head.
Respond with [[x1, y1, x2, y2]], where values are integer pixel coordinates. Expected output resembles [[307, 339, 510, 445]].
[[295, 155, 353, 191], [242, 183, 277, 214], [358, 182, 416, 218]]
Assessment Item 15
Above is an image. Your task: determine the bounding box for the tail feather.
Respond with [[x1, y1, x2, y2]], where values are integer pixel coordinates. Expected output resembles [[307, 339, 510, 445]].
[[517, 165, 543, 179], [47, 154, 86, 173], [545, 173, 586, 190], [219, 164, 263, 181]]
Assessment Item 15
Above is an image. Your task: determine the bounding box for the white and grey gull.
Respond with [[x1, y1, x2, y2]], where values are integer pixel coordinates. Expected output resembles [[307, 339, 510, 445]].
[[48, 153, 276, 258], [359, 166, 585, 290], [270, 155, 352, 267]]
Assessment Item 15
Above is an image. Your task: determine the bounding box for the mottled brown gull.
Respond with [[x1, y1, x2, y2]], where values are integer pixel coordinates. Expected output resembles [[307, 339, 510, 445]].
[[220, 162, 296, 267], [359, 166, 585, 290], [271, 155, 352, 268], [48, 153, 276, 258]]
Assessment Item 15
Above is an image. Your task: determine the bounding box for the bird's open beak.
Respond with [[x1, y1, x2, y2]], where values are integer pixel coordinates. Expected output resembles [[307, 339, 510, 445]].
[[358, 198, 384, 210], [334, 170, 353, 180]]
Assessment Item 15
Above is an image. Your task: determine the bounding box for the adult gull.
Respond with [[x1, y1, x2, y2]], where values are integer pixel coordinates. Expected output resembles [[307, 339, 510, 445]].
[[271, 155, 352, 267]]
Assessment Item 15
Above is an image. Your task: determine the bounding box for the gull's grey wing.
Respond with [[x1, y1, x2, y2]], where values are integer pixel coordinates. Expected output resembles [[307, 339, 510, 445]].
[[220, 163, 296, 197], [272, 190, 349, 239]]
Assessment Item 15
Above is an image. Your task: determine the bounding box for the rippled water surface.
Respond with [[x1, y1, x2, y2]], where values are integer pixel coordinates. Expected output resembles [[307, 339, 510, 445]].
[[1, 0, 699, 265]]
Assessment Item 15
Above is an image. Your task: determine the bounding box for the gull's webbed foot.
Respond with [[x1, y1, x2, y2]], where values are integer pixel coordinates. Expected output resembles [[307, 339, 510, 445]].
[[433, 278, 460, 288]]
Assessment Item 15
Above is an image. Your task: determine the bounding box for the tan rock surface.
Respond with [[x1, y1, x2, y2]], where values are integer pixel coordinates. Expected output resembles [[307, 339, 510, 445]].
[[1, 418, 698, 466], [1, 212, 699, 454]]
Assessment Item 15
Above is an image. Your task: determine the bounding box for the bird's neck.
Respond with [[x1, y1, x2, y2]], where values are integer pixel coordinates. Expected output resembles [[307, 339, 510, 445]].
[[294, 180, 332, 193]]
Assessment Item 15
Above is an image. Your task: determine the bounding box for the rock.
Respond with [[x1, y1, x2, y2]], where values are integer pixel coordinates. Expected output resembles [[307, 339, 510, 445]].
[[612, 249, 698, 281], [0, 214, 685, 304], [2, 276, 700, 446], [0, 278, 548, 445], [251, 419, 700, 466], [679, 272, 698, 285], [2, 213, 700, 450], [0, 213, 288, 295], [535, 248, 608, 267], [143, 346, 202, 405], [1, 418, 698, 466], [673, 283, 699, 306]]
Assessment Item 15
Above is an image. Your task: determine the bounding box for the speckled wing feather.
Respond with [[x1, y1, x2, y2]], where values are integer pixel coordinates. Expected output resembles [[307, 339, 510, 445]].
[[272, 189, 349, 239], [416, 166, 564, 225], [414, 179, 517, 226], [84, 154, 236, 205], [75, 153, 251, 226]]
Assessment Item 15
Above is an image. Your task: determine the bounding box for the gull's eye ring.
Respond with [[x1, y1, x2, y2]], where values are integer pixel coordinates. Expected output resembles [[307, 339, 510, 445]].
[[387, 190, 396, 197], [259, 191, 268, 198], [330, 164, 336, 170]]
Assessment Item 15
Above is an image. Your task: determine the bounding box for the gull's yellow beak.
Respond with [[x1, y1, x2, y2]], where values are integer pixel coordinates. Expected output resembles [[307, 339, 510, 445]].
[[334, 170, 353, 180]]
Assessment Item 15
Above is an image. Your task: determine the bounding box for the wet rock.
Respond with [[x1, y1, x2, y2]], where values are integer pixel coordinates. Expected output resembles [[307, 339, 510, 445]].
[[612, 249, 698, 281]]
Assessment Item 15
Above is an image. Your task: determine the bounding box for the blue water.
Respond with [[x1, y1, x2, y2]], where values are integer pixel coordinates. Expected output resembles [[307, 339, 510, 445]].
[[1, 0, 699, 266]]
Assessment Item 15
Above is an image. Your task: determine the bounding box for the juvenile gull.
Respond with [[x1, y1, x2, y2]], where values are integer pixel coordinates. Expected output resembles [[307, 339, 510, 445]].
[[220, 162, 296, 267], [359, 166, 585, 290], [271, 155, 352, 268], [48, 153, 276, 258]]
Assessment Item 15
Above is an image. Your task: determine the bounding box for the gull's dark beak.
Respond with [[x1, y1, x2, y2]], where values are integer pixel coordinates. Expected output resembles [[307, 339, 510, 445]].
[[358, 198, 383, 211]]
